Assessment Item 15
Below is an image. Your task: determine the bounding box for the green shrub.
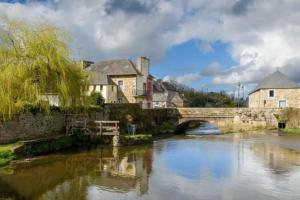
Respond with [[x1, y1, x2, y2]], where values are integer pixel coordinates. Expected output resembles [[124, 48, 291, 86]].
[[87, 92, 104, 107], [0, 150, 15, 167]]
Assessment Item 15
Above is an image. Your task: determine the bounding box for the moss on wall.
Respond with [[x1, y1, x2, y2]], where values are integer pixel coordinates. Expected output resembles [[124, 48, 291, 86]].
[[104, 104, 179, 135], [279, 108, 300, 128]]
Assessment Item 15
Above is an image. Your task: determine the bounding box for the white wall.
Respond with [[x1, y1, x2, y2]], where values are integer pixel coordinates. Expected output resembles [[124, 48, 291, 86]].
[[87, 84, 117, 103]]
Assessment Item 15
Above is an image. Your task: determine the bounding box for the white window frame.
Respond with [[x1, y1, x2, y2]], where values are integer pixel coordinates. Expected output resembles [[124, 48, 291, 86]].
[[279, 100, 287, 108]]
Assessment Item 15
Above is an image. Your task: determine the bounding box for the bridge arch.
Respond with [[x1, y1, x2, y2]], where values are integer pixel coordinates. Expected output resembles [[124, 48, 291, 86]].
[[177, 117, 234, 133], [175, 107, 281, 133]]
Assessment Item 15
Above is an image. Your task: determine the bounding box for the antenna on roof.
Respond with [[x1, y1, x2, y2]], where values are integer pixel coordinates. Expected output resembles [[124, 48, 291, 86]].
[[77, 46, 82, 60]]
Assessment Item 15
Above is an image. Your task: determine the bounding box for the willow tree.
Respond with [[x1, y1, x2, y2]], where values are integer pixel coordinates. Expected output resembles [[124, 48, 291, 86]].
[[0, 19, 87, 119]]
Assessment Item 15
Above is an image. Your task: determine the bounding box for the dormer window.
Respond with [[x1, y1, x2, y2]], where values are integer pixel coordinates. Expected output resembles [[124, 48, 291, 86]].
[[269, 90, 274, 97]]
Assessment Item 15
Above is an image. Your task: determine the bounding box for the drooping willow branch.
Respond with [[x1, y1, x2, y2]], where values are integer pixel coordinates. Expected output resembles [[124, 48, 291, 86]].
[[0, 19, 88, 119]]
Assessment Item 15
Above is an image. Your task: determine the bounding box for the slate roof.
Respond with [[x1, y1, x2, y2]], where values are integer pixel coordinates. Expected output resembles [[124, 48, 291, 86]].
[[250, 71, 299, 94], [153, 93, 168, 102], [161, 81, 177, 91], [85, 59, 142, 76], [89, 73, 115, 85], [153, 80, 165, 93], [152, 80, 189, 103]]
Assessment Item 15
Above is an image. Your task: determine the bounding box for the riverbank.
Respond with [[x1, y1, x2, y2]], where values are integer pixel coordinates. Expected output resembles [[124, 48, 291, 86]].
[[0, 132, 176, 168], [0, 143, 22, 167], [280, 128, 300, 134]]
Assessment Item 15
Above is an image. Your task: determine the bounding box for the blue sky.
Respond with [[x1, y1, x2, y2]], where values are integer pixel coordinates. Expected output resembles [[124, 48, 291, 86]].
[[1, 0, 300, 94], [151, 40, 237, 91]]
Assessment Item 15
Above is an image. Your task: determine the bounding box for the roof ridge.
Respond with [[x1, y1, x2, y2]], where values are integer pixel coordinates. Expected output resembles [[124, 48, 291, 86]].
[[94, 58, 128, 64]]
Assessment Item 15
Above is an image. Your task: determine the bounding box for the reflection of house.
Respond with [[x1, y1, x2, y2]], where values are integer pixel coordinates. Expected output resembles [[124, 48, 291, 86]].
[[248, 71, 300, 108], [152, 79, 189, 108], [84, 57, 153, 109], [0, 146, 153, 199], [251, 143, 300, 174]]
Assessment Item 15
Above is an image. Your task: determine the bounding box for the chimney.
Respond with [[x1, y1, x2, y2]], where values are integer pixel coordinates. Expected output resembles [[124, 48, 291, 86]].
[[78, 60, 94, 69], [136, 56, 150, 76]]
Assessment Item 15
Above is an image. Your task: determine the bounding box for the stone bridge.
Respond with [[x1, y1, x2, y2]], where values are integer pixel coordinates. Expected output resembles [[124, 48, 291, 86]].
[[176, 108, 282, 132]]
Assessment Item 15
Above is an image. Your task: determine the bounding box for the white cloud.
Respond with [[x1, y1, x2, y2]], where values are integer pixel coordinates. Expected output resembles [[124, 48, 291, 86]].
[[201, 62, 221, 76], [1, 0, 300, 86], [163, 72, 202, 84]]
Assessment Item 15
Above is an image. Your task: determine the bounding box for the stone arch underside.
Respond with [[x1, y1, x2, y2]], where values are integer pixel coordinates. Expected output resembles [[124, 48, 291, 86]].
[[178, 117, 235, 130]]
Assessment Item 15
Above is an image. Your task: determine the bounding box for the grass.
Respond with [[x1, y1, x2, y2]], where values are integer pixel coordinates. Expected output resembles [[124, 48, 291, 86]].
[[0, 142, 23, 167], [281, 128, 300, 134], [123, 134, 153, 140]]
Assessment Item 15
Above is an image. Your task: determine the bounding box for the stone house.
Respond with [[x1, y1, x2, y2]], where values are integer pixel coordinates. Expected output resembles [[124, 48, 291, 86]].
[[152, 79, 189, 108], [248, 71, 300, 108], [84, 57, 153, 109]]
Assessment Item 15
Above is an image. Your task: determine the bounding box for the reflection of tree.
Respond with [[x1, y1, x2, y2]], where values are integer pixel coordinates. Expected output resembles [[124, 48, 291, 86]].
[[0, 145, 153, 199], [251, 143, 300, 175]]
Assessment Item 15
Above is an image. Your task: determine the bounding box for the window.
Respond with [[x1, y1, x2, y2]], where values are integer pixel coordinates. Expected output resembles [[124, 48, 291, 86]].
[[100, 85, 103, 91], [279, 100, 286, 108], [118, 97, 123, 103], [143, 83, 147, 95], [112, 86, 114, 91], [118, 80, 124, 91], [269, 90, 274, 97]]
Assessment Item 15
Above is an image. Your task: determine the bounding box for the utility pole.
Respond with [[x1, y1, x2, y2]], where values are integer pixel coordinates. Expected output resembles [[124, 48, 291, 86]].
[[237, 82, 241, 108], [206, 87, 209, 107], [242, 84, 245, 107]]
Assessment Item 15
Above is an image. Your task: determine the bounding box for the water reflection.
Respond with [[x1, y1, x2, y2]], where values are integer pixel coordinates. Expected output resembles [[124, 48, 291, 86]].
[[161, 140, 232, 179], [1, 133, 300, 200], [0, 146, 153, 200], [251, 143, 300, 175], [185, 122, 221, 135]]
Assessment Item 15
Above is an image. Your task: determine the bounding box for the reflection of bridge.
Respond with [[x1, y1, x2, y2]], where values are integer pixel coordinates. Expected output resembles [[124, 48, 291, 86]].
[[176, 108, 282, 131]]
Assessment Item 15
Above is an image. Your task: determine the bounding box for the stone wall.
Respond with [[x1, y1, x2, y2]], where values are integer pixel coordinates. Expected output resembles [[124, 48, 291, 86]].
[[177, 108, 281, 132], [231, 108, 279, 131], [0, 104, 178, 144], [1, 105, 291, 144], [111, 76, 137, 103], [249, 89, 300, 108], [0, 111, 66, 144], [277, 108, 300, 128]]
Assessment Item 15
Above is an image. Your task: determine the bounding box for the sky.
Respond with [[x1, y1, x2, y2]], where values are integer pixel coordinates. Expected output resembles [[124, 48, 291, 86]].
[[1, 0, 300, 94]]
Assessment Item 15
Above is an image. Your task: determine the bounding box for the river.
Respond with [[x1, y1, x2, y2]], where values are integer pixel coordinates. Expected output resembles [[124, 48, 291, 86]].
[[1, 125, 300, 200]]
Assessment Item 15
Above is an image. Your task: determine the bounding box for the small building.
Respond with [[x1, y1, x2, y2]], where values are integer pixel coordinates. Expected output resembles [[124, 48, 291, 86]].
[[85, 57, 153, 109], [248, 71, 300, 108], [87, 73, 118, 104], [152, 79, 189, 108]]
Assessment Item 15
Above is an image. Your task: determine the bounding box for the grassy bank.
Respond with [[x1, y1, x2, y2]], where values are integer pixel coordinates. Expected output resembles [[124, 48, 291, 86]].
[[0, 143, 23, 167], [281, 128, 300, 134], [120, 134, 153, 146]]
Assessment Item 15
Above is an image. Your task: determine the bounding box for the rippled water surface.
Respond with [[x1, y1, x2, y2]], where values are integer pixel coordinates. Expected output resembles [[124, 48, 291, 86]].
[[185, 122, 221, 135], [1, 131, 300, 200]]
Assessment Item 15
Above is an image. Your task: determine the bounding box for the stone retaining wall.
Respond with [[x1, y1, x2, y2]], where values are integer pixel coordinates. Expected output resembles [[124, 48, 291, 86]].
[[0, 104, 178, 144], [177, 108, 281, 132]]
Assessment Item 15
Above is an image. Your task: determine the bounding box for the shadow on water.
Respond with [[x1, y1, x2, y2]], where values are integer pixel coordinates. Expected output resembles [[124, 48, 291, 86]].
[[185, 122, 221, 136]]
